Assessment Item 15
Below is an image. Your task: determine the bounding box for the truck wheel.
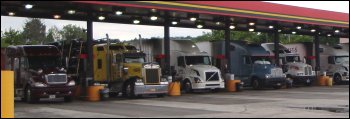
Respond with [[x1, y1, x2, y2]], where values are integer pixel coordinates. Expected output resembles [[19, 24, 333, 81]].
[[64, 96, 73, 102], [272, 85, 282, 89], [125, 81, 136, 98], [333, 74, 342, 85], [305, 79, 312, 86], [182, 80, 193, 93], [252, 79, 262, 90], [156, 94, 165, 98], [25, 87, 39, 104]]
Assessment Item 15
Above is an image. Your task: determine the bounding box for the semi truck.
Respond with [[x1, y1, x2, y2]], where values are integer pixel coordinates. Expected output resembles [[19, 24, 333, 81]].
[[6, 45, 75, 103], [319, 44, 349, 84], [93, 43, 168, 98], [199, 41, 287, 90], [261, 43, 315, 86], [129, 39, 225, 93]]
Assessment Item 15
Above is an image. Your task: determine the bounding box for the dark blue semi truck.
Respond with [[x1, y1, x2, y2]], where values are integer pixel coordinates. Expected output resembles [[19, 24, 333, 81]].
[[209, 41, 287, 89]]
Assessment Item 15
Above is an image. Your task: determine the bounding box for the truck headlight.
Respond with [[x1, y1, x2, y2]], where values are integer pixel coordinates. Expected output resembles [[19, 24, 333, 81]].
[[135, 78, 144, 85], [282, 74, 286, 78], [67, 80, 76, 86], [34, 82, 47, 87], [265, 74, 270, 79], [194, 77, 202, 83], [160, 78, 169, 85]]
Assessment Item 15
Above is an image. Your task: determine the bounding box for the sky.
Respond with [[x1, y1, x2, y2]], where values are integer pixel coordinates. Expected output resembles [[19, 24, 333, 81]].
[[1, 1, 349, 41]]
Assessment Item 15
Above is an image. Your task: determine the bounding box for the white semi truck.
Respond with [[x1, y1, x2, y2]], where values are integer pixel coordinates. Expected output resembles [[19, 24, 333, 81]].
[[261, 43, 315, 86]]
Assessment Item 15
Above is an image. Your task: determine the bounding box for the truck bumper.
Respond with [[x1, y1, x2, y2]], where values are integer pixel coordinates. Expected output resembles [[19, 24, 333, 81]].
[[264, 78, 286, 87], [134, 84, 168, 95], [291, 75, 316, 84], [192, 82, 225, 90], [31, 86, 75, 98]]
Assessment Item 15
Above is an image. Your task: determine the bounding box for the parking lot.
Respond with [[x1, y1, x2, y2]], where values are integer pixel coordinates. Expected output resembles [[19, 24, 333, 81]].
[[15, 85, 349, 118]]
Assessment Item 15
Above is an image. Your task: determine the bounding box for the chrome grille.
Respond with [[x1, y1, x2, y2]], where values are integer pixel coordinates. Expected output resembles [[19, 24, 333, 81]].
[[304, 66, 312, 75], [205, 72, 219, 81], [271, 68, 283, 77], [144, 69, 160, 84], [46, 74, 67, 84]]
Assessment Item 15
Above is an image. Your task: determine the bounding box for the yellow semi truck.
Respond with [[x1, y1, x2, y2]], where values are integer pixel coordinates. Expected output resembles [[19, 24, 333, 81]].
[[93, 43, 168, 98]]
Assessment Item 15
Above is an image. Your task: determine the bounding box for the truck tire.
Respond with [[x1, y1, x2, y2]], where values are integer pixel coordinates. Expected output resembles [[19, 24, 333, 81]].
[[124, 81, 136, 98], [156, 94, 165, 98], [333, 74, 342, 85], [252, 79, 262, 90], [272, 85, 282, 89], [182, 80, 193, 93], [25, 87, 39, 104], [64, 96, 73, 102]]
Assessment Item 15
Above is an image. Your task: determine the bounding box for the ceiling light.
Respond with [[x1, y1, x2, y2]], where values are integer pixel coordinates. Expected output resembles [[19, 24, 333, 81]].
[[216, 22, 221, 25], [197, 24, 203, 29], [115, 11, 123, 15], [98, 16, 105, 20], [150, 16, 158, 21], [53, 15, 61, 19], [229, 25, 235, 29], [310, 29, 316, 32], [296, 26, 302, 29], [249, 22, 255, 26], [278, 29, 282, 32], [268, 25, 274, 29], [190, 17, 197, 21], [172, 21, 178, 25], [257, 32, 261, 35], [292, 31, 296, 34], [335, 30, 340, 33], [25, 4, 33, 9], [8, 12, 15, 16], [327, 34, 332, 37], [67, 10, 76, 14], [249, 28, 254, 32], [133, 19, 140, 24]]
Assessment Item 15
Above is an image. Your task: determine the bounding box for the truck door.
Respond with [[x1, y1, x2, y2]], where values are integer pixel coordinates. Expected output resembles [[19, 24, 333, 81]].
[[242, 56, 252, 83], [176, 56, 186, 80]]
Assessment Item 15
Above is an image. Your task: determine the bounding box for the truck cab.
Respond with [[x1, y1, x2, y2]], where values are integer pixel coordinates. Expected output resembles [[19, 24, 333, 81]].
[[6, 45, 75, 103], [261, 43, 315, 86], [211, 41, 286, 90], [172, 51, 225, 93]]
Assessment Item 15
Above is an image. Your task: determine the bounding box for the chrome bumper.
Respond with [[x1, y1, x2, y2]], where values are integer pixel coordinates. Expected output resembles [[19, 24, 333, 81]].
[[134, 84, 168, 95]]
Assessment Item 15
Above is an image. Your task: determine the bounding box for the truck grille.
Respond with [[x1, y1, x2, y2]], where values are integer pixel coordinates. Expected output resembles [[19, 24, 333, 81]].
[[304, 66, 313, 75], [144, 69, 160, 84], [205, 72, 219, 81], [46, 74, 67, 84], [271, 68, 283, 77]]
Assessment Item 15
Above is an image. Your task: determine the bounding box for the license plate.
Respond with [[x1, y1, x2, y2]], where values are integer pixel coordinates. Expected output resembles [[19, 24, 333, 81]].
[[49, 95, 56, 99], [150, 88, 156, 92]]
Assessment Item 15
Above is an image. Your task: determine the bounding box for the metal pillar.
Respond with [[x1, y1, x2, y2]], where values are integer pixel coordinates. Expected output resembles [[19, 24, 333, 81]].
[[86, 12, 94, 86], [164, 11, 170, 76], [274, 32, 280, 66], [314, 35, 320, 72], [224, 18, 231, 73]]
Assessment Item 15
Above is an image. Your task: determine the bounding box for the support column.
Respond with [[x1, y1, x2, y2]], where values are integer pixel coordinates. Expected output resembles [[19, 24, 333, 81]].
[[314, 35, 320, 73], [164, 11, 170, 76], [224, 18, 231, 73], [274, 32, 280, 66], [86, 12, 94, 87]]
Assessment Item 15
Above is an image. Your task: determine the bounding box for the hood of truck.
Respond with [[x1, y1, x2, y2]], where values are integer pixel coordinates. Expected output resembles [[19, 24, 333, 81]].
[[189, 65, 220, 72], [123, 63, 142, 78], [286, 62, 311, 68], [252, 64, 276, 74]]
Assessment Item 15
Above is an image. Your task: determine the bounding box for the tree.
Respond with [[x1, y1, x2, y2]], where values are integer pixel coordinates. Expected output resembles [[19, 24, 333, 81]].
[[46, 26, 62, 43], [1, 28, 25, 47], [22, 18, 46, 45], [59, 24, 86, 41]]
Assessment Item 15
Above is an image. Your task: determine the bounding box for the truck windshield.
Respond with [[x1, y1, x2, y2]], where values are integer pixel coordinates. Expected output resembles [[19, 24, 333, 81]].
[[28, 56, 61, 69], [251, 56, 272, 65], [124, 57, 145, 63], [185, 56, 211, 65], [286, 56, 300, 62], [335, 56, 349, 64]]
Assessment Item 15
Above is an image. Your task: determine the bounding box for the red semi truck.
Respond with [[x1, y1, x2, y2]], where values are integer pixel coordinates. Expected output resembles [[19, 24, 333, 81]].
[[6, 45, 75, 103]]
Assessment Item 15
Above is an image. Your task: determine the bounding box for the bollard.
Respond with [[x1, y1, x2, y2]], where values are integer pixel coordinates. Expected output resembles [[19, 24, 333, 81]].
[[87, 85, 104, 101], [326, 78, 333, 87], [1, 71, 14, 118], [319, 76, 328, 86], [168, 82, 181, 96]]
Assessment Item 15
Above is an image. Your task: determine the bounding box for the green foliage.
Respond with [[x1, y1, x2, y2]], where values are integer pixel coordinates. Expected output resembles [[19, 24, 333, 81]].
[[22, 18, 46, 44], [59, 24, 86, 41], [46, 26, 61, 43], [1, 28, 25, 47]]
